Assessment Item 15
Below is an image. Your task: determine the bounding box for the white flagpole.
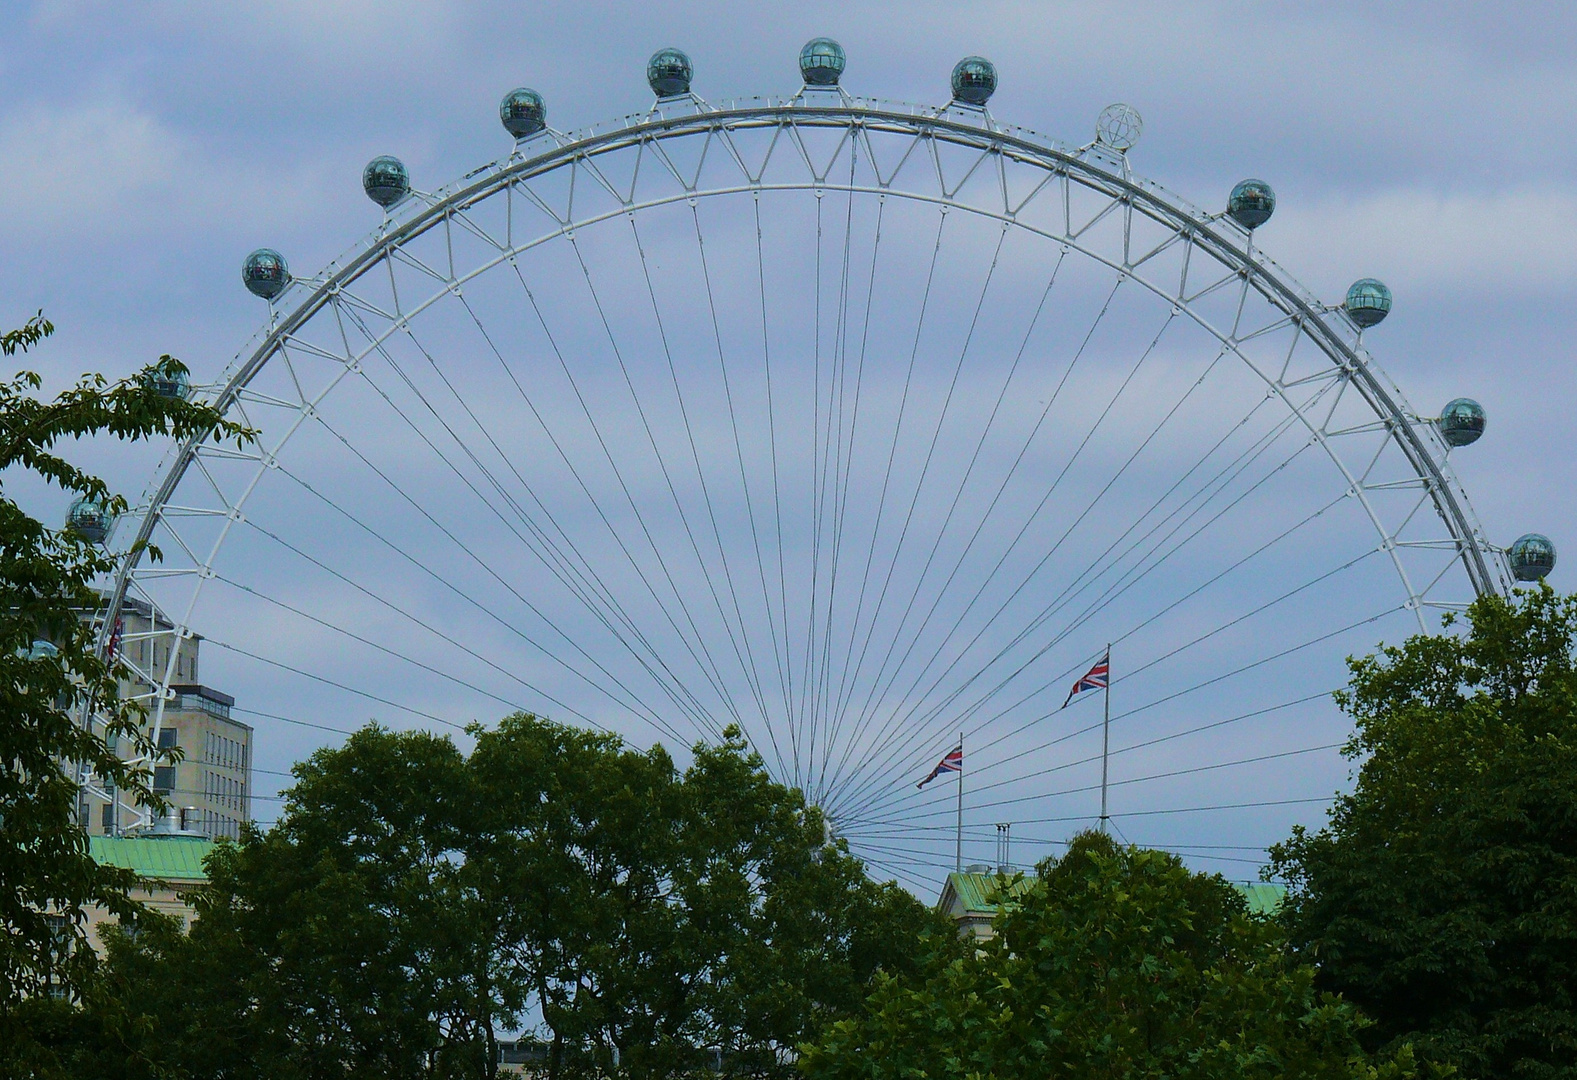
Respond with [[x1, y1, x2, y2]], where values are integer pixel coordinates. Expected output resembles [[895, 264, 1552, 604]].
[[1099, 645, 1111, 834], [956, 731, 964, 873]]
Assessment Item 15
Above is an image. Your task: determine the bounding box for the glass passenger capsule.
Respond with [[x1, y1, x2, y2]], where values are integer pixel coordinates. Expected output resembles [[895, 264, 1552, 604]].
[[1437, 397, 1485, 448], [363, 155, 410, 208], [142, 364, 190, 401], [1344, 278, 1392, 329], [647, 48, 693, 97], [1227, 179, 1276, 230], [951, 56, 997, 105], [499, 88, 546, 139], [28, 640, 59, 660], [1509, 533, 1556, 582], [66, 496, 114, 544], [799, 38, 846, 86], [242, 249, 290, 301]]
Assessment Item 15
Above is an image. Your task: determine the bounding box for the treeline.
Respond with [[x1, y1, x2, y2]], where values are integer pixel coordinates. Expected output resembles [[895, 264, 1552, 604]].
[[61, 587, 1577, 1080], [68, 719, 955, 1079], [805, 589, 1577, 1080]]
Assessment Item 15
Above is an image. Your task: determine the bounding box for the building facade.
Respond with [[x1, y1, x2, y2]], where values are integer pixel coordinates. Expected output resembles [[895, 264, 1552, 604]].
[[152, 683, 253, 840], [80, 833, 211, 954], [936, 870, 1034, 941], [81, 595, 252, 841]]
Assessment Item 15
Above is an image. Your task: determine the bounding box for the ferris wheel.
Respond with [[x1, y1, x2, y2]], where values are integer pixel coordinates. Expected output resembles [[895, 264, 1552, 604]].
[[88, 40, 1555, 887]]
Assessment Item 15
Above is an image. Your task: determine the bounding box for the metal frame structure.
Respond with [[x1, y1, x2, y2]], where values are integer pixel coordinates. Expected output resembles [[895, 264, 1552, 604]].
[[88, 93, 1505, 830]]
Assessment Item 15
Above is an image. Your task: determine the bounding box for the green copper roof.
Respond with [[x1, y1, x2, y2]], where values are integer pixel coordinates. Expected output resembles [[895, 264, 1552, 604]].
[[1238, 882, 1286, 915], [941, 872, 1286, 916], [941, 872, 1036, 914], [89, 836, 211, 883]]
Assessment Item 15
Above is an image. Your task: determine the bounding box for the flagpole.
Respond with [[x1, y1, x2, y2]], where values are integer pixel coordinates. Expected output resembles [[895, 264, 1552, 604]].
[[956, 731, 964, 873], [1099, 645, 1111, 834]]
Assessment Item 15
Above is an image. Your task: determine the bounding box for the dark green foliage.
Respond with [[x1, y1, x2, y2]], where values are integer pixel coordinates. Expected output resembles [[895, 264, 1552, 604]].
[[0, 314, 249, 1077], [82, 717, 950, 1079], [473, 717, 952, 1080], [1271, 587, 1577, 1078], [802, 831, 1413, 1080]]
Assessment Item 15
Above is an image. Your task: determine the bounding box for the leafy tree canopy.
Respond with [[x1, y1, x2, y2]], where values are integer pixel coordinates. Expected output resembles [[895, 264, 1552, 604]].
[[0, 314, 248, 1077], [802, 831, 1416, 1080], [1271, 587, 1577, 1079], [77, 716, 954, 1080]]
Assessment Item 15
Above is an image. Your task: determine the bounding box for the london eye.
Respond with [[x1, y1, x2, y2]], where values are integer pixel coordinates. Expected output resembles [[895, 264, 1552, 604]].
[[84, 41, 1552, 890]]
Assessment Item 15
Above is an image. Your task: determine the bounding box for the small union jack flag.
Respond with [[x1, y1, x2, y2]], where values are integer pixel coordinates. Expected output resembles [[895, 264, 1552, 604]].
[[1062, 650, 1110, 708], [917, 745, 963, 789]]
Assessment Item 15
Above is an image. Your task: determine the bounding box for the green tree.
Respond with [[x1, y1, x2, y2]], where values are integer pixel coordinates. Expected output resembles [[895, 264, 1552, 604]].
[[81, 725, 498, 1080], [216, 724, 490, 1079], [0, 313, 247, 1076], [1270, 587, 1577, 1078], [802, 831, 1414, 1080], [82, 715, 946, 1079], [471, 717, 953, 1080]]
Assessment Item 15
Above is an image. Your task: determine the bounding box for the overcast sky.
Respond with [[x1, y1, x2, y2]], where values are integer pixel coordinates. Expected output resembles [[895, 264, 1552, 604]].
[[6, 1, 1573, 889]]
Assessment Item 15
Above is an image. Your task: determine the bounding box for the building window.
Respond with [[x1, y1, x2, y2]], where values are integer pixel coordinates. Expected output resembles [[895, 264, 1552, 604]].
[[177, 692, 230, 720], [153, 766, 174, 794], [45, 913, 72, 957], [157, 728, 177, 751], [101, 802, 113, 829]]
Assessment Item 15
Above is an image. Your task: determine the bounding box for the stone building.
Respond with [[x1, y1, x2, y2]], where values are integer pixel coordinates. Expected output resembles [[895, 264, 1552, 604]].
[[81, 832, 211, 954], [936, 869, 1035, 941], [81, 595, 252, 841]]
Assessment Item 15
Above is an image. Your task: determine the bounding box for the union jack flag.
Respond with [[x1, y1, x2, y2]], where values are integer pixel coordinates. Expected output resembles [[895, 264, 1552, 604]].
[[917, 745, 963, 789], [1062, 651, 1110, 708]]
